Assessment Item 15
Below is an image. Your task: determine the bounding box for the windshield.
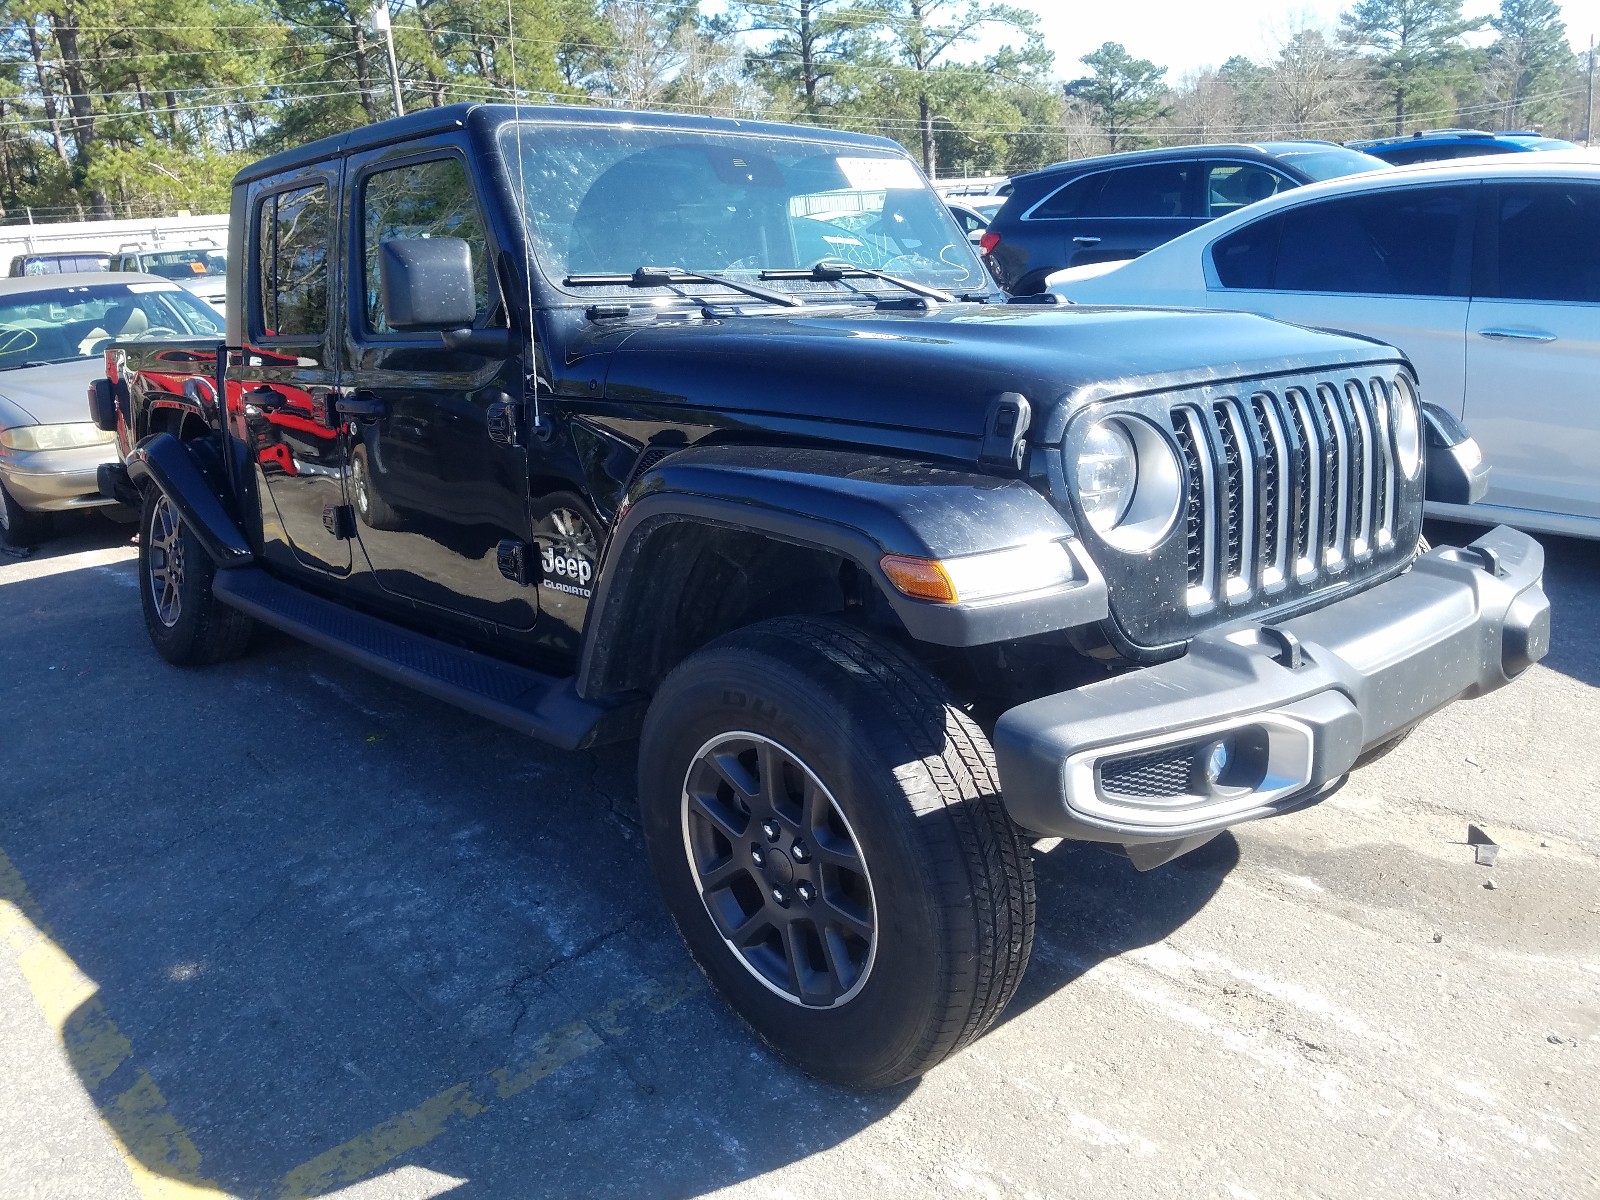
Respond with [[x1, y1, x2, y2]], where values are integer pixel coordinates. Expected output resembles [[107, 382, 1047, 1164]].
[[1269, 145, 1391, 181], [0, 281, 224, 369], [499, 123, 987, 298], [136, 248, 228, 280]]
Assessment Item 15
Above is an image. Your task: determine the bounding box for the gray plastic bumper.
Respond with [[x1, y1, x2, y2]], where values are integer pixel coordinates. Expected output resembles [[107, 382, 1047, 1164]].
[[993, 526, 1549, 865]]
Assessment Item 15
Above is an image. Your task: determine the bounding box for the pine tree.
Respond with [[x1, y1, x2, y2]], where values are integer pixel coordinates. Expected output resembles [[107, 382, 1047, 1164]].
[[1064, 41, 1169, 152], [1338, 0, 1485, 135], [1488, 0, 1574, 129]]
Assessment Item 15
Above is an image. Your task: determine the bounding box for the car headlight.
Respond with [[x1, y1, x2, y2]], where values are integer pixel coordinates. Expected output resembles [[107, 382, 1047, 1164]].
[[1076, 419, 1136, 533], [0, 422, 116, 451], [1073, 416, 1183, 551], [1388, 375, 1422, 480]]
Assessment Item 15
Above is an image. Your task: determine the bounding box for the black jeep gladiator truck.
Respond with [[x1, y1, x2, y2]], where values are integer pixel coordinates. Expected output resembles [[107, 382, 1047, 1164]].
[[89, 103, 1549, 1088]]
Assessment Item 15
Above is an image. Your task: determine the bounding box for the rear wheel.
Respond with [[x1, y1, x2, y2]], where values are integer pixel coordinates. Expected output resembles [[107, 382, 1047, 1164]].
[[638, 616, 1035, 1088], [0, 480, 51, 548], [139, 487, 255, 665]]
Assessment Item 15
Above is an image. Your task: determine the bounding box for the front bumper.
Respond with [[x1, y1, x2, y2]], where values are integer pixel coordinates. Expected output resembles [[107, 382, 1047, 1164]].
[[993, 526, 1549, 866], [0, 443, 120, 512]]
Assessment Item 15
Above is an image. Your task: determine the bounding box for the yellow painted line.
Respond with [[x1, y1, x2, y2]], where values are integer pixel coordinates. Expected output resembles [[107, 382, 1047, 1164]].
[[4, 841, 705, 1200], [277, 972, 702, 1200], [0, 846, 230, 1199]]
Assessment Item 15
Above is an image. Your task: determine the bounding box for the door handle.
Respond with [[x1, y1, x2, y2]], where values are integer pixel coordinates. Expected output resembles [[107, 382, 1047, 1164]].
[[1478, 328, 1557, 343], [336, 392, 389, 418], [1072, 236, 1101, 246]]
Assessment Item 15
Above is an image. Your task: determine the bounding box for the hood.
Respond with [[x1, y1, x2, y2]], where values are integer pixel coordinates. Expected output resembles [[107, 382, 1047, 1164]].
[[178, 277, 228, 305], [597, 302, 1406, 451], [0, 357, 106, 426]]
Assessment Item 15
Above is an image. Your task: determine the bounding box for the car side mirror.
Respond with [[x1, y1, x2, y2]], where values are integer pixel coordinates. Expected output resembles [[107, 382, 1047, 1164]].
[[379, 238, 478, 331]]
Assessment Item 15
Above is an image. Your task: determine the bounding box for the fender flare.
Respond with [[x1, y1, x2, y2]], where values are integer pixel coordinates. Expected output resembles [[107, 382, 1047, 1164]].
[[577, 444, 1108, 696], [125, 432, 254, 568]]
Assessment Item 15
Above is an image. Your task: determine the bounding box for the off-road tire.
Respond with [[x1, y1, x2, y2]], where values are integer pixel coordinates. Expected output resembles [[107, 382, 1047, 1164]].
[[638, 615, 1036, 1088], [0, 480, 51, 548], [139, 486, 255, 666]]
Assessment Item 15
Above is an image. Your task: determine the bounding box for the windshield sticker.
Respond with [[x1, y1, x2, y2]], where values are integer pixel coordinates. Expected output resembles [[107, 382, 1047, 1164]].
[[836, 156, 922, 191], [126, 282, 180, 293]]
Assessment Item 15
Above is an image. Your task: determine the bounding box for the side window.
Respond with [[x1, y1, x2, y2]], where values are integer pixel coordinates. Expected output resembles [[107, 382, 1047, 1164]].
[[1029, 174, 1104, 220], [255, 183, 331, 339], [361, 157, 491, 334], [1212, 214, 1283, 289], [1272, 185, 1473, 296], [1085, 163, 1193, 218], [1483, 182, 1600, 304], [1206, 163, 1289, 218]]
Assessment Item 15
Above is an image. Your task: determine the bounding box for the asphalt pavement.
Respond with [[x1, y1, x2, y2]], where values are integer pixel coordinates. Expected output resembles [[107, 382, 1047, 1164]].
[[1, 515, 1595, 1200]]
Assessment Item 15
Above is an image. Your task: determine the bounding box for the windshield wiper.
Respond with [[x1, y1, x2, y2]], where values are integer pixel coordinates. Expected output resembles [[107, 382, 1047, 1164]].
[[758, 261, 955, 304], [564, 266, 804, 308]]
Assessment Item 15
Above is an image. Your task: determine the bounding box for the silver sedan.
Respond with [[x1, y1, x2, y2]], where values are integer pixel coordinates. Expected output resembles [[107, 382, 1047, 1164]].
[[0, 272, 223, 547]]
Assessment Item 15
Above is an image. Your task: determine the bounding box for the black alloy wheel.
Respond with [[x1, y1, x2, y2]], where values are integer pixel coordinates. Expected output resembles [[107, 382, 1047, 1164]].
[[639, 615, 1036, 1089], [681, 730, 877, 1008], [350, 445, 399, 529], [138, 486, 255, 666]]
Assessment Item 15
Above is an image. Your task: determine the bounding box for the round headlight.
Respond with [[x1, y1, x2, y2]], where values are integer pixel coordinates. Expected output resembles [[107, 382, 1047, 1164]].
[[1389, 374, 1422, 480], [1076, 419, 1136, 533], [1072, 416, 1184, 550]]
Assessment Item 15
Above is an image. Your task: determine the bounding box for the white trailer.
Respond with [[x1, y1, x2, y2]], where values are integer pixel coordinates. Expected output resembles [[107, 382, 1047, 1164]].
[[1, 214, 230, 272]]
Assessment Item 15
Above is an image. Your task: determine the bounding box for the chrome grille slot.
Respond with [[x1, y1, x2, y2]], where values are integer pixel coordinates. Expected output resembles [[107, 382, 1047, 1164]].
[[1176, 372, 1405, 611]]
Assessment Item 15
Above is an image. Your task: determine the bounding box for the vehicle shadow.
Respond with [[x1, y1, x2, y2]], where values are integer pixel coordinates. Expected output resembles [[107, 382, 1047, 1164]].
[[0, 556, 1228, 1199], [1427, 519, 1599, 689]]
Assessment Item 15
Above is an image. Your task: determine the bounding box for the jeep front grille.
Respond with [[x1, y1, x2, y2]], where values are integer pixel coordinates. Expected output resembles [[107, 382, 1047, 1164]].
[[1170, 377, 1399, 611]]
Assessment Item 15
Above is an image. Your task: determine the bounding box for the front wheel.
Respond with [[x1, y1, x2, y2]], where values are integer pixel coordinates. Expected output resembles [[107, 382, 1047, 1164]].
[[0, 480, 51, 548], [139, 487, 255, 666], [638, 616, 1035, 1088]]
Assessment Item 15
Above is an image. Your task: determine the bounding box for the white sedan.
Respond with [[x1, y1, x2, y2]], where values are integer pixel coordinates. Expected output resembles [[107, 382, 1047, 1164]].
[[1048, 151, 1600, 539]]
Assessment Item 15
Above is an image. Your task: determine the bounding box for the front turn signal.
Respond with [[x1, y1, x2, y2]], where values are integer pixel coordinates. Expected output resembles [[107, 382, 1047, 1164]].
[[880, 555, 959, 604]]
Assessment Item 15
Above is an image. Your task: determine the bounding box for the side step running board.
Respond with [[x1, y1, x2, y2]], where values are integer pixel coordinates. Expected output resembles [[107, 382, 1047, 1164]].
[[213, 567, 634, 750]]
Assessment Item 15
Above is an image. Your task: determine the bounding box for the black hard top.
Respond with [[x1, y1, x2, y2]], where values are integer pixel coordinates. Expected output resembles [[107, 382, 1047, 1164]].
[[234, 102, 907, 188]]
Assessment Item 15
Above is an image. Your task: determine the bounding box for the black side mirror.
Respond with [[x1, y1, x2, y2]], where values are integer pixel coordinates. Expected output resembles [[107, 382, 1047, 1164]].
[[379, 238, 477, 331], [1422, 401, 1491, 506]]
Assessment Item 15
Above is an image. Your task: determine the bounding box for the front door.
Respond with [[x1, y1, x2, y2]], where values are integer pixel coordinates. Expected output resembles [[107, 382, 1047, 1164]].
[[240, 171, 350, 575], [341, 145, 539, 633], [1464, 179, 1600, 520]]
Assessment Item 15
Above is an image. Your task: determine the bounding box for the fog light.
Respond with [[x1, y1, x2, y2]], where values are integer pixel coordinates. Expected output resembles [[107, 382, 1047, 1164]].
[[1201, 739, 1232, 788]]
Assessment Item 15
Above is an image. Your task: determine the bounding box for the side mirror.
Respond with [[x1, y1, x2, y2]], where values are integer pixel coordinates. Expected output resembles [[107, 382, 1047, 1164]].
[[379, 237, 477, 331], [1422, 401, 1490, 506]]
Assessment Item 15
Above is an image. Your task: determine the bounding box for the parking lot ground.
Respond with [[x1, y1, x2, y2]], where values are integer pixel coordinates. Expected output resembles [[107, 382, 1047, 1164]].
[[1, 518, 1596, 1200]]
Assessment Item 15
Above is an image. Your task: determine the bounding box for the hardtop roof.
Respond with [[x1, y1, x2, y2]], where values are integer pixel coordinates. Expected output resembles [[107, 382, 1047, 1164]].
[[234, 103, 909, 189]]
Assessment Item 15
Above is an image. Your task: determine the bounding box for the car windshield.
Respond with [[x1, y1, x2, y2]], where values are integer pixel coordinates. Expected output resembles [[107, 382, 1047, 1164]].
[[1270, 146, 1391, 180], [498, 122, 987, 299], [136, 248, 228, 279], [0, 281, 224, 370]]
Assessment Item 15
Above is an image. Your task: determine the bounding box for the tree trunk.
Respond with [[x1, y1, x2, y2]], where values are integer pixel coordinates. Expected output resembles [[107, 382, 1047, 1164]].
[[800, 0, 817, 111], [51, 11, 114, 218], [1394, 84, 1404, 136], [348, 19, 383, 124], [27, 24, 73, 169]]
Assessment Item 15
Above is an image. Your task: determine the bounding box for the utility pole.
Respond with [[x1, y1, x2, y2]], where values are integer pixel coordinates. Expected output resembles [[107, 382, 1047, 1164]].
[[1587, 35, 1595, 148], [371, 3, 404, 119]]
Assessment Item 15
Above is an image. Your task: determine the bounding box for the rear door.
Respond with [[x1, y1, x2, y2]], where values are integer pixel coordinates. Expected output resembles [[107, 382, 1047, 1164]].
[[1025, 160, 1200, 269], [237, 167, 350, 576], [1464, 179, 1600, 520], [1204, 183, 1477, 409]]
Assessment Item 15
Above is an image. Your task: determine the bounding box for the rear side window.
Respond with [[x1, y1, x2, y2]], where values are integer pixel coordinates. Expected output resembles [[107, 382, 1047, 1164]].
[[1089, 163, 1193, 217], [1212, 214, 1283, 289], [255, 183, 330, 339], [1481, 182, 1600, 304], [1205, 164, 1289, 217], [1029, 173, 1104, 220], [360, 157, 492, 334], [1268, 185, 1473, 296]]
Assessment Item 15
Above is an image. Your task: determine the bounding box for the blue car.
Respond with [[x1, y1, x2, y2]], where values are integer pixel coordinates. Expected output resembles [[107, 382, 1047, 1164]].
[[1348, 129, 1577, 166]]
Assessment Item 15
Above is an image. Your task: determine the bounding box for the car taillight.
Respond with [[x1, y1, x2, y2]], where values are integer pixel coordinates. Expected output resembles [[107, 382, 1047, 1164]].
[[979, 230, 1001, 255]]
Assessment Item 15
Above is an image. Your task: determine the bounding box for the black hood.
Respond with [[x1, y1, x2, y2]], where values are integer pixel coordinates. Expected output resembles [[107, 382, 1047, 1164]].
[[593, 302, 1406, 457]]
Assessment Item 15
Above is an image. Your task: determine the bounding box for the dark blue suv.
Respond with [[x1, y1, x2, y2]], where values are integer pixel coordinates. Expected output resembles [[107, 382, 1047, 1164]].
[[1347, 128, 1578, 166], [982, 141, 1388, 294]]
